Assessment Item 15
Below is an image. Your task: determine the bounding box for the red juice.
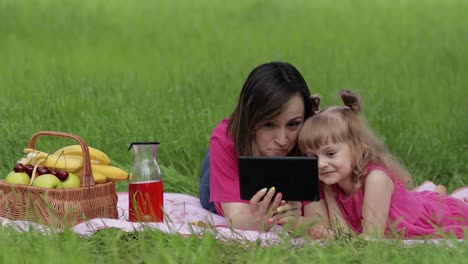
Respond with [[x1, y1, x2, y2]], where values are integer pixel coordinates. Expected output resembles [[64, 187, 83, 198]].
[[128, 180, 163, 222]]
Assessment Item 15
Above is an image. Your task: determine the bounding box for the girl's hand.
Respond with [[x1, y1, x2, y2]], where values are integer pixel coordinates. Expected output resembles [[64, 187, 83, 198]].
[[249, 187, 283, 224], [309, 225, 335, 240]]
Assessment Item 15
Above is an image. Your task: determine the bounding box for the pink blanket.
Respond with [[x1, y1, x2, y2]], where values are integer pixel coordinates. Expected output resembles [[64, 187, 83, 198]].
[[1, 181, 466, 246]]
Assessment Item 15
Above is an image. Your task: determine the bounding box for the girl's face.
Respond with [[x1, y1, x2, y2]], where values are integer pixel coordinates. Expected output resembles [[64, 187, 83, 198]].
[[253, 95, 304, 157], [304, 142, 354, 194]]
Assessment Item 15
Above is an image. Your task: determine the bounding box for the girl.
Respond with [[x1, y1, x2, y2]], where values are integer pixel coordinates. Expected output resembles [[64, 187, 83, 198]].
[[298, 90, 468, 239]]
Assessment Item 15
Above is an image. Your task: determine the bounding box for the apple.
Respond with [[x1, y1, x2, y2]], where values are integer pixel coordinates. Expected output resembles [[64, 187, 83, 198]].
[[5, 171, 30, 185], [32, 174, 62, 188], [61, 173, 80, 188]]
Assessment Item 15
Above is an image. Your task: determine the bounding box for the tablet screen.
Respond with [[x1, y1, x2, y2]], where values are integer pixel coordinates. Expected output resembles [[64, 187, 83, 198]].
[[238, 156, 319, 201]]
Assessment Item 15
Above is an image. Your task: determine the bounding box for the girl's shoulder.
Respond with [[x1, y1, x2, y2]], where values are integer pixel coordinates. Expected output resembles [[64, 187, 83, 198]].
[[363, 164, 404, 189], [365, 164, 390, 175], [364, 169, 394, 190], [365, 164, 396, 181]]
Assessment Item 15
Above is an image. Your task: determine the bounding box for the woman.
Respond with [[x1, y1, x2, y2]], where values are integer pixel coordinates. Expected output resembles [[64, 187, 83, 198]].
[[199, 61, 317, 232]]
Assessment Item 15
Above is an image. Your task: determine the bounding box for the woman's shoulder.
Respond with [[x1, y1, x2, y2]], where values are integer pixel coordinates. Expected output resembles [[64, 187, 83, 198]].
[[211, 118, 230, 137], [210, 118, 235, 149]]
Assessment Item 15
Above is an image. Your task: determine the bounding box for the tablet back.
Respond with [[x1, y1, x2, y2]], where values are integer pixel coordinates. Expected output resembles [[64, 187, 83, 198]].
[[238, 156, 319, 201]]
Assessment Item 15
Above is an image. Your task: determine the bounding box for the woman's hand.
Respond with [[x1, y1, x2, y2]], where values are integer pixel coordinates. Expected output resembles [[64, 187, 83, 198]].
[[249, 187, 283, 227], [221, 187, 283, 231]]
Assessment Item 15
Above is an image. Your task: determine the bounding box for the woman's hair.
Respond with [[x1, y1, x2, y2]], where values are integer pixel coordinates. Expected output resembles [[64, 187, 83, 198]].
[[298, 90, 413, 188], [228, 62, 312, 156]]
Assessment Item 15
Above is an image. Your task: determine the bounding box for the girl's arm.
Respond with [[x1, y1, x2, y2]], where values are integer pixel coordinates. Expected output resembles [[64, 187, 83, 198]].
[[362, 170, 394, 238], [322, 185, 352, 234], [301, 199, 334, 239]]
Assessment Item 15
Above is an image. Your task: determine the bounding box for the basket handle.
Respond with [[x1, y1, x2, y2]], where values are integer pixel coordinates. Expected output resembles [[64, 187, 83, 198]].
[[27, 131, 95, 188]]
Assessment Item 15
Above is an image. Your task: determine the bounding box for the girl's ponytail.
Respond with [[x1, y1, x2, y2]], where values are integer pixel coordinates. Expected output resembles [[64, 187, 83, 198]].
[[310, 94, 321, 114], [339, 90, 362, 113]]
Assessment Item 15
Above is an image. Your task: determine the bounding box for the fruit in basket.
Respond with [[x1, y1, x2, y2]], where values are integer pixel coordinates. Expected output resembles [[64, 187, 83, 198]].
[[5, 171, 30, 185], [22, 145, 128, 184], [32, 174, 62, 188], [75, 164, 128, 183], [49, 169, 59, 176], [23, 148, 82, 172], [43, 155, 82, 172], [92, 171, 107, 184], [37, 166, 50, 175], [52, 145, 111, 165], [57, 170, 69, 181], [13, 162, 26, 172], [24, 165, 34, 176], [91, 164, 128, 182], [61, 173, 80, 188], [74, 169, 108, 184]]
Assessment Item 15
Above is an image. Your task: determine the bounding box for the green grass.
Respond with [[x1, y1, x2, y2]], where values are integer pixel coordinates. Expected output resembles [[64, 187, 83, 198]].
[[0, 0, 467, 263], [0, 228, 465, 264]]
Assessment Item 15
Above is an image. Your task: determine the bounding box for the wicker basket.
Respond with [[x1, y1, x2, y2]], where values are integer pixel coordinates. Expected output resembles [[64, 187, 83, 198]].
[[0, 131, 118, 228]]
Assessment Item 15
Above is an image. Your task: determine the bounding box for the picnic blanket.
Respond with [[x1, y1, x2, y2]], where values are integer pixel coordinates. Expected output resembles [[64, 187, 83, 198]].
[[1, 181, 466, 246]]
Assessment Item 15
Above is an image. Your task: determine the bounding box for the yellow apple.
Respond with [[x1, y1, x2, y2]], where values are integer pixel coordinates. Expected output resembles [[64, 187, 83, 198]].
[[61, 173, 80, 188], [5, 171, 30, 185], [32, 174, 62, 188]]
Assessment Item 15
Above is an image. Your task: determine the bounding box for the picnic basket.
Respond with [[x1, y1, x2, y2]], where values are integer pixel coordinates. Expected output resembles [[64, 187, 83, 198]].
[[0, 131, 119, 228]]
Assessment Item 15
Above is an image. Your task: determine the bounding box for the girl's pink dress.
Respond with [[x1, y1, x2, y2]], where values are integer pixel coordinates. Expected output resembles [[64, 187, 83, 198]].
[[333, 164, 468, 238]]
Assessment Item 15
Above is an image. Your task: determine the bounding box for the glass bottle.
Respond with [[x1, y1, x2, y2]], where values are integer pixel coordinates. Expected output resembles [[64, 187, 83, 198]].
[[128, 142, 164, 222]]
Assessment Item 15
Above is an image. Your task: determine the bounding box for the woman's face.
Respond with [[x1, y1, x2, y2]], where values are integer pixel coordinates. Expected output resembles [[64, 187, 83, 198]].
[[253, 95, 305, 156]]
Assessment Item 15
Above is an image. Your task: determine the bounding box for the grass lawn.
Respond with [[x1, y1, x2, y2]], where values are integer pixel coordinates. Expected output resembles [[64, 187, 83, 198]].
[[0, 0, 466, 263]]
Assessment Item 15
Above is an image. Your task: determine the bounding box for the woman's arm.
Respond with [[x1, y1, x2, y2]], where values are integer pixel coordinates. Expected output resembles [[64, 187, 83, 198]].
[[221, 187, 283, 231], [209, 123, 282, 231], [361, 170, 394, 238]]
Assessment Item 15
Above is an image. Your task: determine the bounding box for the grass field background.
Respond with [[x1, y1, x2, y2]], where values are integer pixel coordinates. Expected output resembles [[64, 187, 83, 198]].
[[0, 0, 467, 263]]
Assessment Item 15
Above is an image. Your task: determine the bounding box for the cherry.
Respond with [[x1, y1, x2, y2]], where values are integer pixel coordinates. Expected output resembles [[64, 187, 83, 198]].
[[24, 165, 34, 176], [13, 163, 25, 172], [57, 170, 69, 181], [49, 169, 59, 176], [37, 166, 50, 175]]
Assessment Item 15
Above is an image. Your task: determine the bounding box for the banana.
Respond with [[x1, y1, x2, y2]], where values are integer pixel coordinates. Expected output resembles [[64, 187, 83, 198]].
[[23, 148, 127, 182], [23, 149, 48, 164], [75, 169, 107, 184], [52, 145, 111, 165], [44, 156, 82, 173], [23, 148, 83, 172], [91, 164, 128, 182], [17, 157, 29, 165], [92, 171, 108, 184]]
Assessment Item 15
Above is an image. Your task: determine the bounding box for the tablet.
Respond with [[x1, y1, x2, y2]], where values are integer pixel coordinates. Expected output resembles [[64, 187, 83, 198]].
[[238, 156, 319, 201]]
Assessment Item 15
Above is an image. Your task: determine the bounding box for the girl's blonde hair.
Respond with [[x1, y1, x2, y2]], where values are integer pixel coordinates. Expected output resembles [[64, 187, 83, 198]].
[[298, 90, 413, 189]]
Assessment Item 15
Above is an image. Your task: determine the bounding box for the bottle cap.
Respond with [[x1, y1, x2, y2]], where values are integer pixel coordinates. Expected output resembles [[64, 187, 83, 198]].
[[128, 142, 160, 151]]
